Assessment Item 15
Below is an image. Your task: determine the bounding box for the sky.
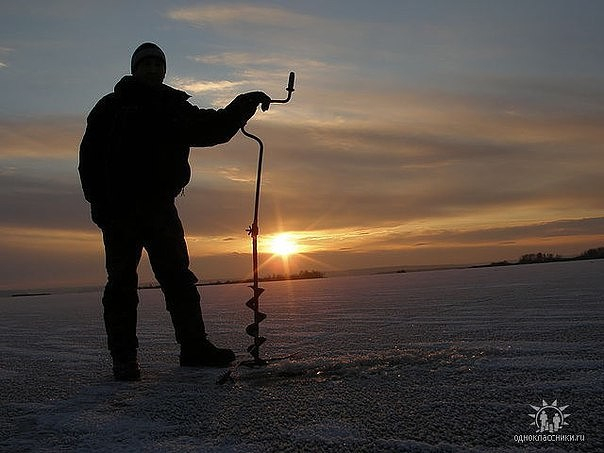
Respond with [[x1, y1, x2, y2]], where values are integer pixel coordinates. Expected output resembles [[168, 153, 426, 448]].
[[1, 0, 603, 290]]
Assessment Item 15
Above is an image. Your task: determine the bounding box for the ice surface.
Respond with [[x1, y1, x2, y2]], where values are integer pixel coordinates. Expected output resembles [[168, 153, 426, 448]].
[[1, 260, 602, 452]]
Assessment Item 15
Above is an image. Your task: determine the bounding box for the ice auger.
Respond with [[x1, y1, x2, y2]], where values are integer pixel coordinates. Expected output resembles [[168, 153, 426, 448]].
[[239, 72, 295, 368]]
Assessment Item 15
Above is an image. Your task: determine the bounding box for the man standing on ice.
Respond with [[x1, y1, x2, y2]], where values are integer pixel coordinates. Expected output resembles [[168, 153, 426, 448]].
[[78, 42, 270, 381]]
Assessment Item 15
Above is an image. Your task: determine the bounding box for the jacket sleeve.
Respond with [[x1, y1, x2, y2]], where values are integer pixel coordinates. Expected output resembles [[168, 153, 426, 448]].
[[78, 95, 115, 204], [182, 94, 262, 147]]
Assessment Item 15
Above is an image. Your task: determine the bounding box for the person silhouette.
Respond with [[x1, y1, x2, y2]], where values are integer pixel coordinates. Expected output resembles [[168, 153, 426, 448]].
[[78, 42, 270, 381], [539, 410, 548, 432], [552, 412, 561, 431]]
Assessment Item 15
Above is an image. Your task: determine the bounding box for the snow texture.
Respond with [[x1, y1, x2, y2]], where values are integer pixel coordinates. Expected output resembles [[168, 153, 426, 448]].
[[1, 260, 603, 452]]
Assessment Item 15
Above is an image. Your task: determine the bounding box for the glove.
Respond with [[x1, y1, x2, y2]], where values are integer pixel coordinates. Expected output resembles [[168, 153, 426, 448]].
[[243, 91, 271, 112], [228, 91, 271, 123]]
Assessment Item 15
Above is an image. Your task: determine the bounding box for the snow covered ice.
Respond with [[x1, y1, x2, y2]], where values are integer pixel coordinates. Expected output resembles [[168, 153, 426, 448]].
[[1, 260, 602, 452]]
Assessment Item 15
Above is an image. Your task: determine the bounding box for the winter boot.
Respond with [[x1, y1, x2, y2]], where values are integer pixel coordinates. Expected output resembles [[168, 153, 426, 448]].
[[165, 286, 234, 367], [180, 339, 236, 367], [102, 283, 141, 381]]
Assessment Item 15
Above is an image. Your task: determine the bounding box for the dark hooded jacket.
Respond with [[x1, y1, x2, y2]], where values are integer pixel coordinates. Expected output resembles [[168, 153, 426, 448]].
[[79, 76, 251, 223]]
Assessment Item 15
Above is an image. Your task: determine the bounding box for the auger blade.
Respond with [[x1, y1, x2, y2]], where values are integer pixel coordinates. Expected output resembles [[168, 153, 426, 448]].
[[245, 289, 264, 309], [255, 311, 267, 323], [247, 340, 267, 356], [245, 297, 257, 310], [248, 286, 265, 296], [246, 322, 259, 337], [247, 337, 266, 353]]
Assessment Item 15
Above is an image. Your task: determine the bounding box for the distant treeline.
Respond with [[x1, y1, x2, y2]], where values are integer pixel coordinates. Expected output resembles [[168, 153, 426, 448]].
[[139, 270, 325, 290], [256, 269, 325, 282], [484, 247, 604, 267], [191, 269, 325, 287]]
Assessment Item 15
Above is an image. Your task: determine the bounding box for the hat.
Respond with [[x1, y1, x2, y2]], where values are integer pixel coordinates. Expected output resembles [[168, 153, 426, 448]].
[[131, 42, 166, 73]]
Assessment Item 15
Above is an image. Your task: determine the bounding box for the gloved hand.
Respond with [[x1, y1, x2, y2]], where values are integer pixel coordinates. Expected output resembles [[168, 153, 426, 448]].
[[228, 91, 271, 123], [247, 91, 271, 112]]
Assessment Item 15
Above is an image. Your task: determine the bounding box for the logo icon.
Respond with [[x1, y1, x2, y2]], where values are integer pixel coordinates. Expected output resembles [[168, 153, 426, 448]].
[[529, 400, 570, 433]]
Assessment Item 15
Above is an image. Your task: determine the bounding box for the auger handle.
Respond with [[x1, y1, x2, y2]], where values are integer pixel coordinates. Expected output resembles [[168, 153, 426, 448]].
[[269, 72, 295, 104]]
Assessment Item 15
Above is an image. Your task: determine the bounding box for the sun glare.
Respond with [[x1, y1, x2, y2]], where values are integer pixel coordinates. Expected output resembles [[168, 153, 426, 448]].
[[269, 233, 299, 257]]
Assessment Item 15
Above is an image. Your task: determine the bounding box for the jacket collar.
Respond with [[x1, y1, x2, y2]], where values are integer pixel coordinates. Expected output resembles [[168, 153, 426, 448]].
[[114, 75, 191, 102]]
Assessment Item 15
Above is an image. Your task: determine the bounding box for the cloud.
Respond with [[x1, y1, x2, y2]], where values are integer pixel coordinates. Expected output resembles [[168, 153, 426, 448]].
[[0, 46, 12, 68], [167, 4, 318, 28], [0, 168, 90, 231], [0, 225, 104, 290], [0, 115, 83, 158], [169, 77, 245, 95], [184, 52, 332, 98], [356, 218, 604, 252], [166, 3, 380, 66], [188, 52, 331, 76], [221, 83, 604, 230], [168, 67, 604, 241]]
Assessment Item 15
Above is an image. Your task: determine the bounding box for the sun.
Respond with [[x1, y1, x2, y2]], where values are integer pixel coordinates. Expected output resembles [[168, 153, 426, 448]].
[[269, 233, 299, 257]]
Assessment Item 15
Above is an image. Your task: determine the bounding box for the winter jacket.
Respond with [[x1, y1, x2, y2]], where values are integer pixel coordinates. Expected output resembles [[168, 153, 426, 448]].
[[79, 76, 253, 224]]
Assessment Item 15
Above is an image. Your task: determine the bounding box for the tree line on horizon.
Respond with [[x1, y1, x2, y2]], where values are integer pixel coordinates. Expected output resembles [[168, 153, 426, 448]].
[[258, 269, 325, 282], [489, 247, 604, 266], [194, 269, 325, 287]]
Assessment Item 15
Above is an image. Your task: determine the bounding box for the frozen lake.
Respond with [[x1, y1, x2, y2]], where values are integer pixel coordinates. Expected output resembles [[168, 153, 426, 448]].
[[1, 260, 602, 452]]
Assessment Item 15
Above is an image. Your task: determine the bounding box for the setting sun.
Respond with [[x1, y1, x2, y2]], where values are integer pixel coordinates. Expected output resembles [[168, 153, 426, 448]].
[[269, 233, 299, 257]]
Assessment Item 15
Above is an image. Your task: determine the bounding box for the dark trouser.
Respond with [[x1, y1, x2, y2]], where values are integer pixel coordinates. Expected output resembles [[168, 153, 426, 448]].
[[100, 202, 205, 360]]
